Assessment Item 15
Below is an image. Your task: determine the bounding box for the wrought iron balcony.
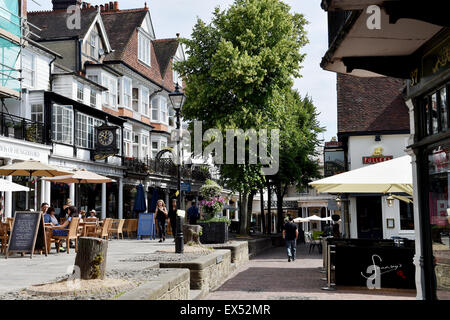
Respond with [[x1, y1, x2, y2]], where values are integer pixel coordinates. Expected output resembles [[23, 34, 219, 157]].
[[0, 112, 45, 144], [123, 156, 211, 182]]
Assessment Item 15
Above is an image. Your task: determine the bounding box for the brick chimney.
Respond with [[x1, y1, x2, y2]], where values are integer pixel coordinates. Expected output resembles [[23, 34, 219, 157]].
[[52, 0, 82, 10]]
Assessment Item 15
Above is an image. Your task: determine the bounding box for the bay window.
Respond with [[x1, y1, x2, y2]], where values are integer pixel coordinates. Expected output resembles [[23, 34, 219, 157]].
[[52, 104, 73, 145], [152, 140, 159, 158], [151, 95, 168, 124], [77, 81, 84, 102], [102, 74, 117, 107], [160, 97, 168, 124], [90, 89, 97, 107], [141, 135, 149, 160]]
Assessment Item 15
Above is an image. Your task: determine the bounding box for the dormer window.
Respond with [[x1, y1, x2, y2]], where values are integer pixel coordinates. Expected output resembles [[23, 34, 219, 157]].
[[138, 32, 151, 66]]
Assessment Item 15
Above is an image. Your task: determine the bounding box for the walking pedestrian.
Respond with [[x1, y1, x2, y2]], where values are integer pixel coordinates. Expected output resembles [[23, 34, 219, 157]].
[[154, 200, 168, 242], [187, 200, 200, 225], [283, 216, 298, 262], [168, 199, 177, 242]]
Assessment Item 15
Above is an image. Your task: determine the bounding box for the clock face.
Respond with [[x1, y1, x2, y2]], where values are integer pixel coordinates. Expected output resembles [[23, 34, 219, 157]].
[[98, 130, 114, 146]]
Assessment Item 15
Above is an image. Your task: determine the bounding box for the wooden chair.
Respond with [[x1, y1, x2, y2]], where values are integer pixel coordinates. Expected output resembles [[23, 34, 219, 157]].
[[50, 217, 80, 254], [123, 219, 138, 238], [85, 217, 98, 223], [96, 218, 112, 240], [109, 219, 125, 239], [0, 223, 8, 254]]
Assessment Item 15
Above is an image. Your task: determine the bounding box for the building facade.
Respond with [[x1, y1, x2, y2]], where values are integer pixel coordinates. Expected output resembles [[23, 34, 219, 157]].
[[320, 0, 449, 300]]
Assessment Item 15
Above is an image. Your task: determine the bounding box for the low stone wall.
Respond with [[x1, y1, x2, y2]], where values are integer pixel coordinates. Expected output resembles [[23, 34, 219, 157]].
[[160, 250, 231, 293], [208, 241, 249, 268], [118, 269, 190, 300], [246, 237, 273, 258]]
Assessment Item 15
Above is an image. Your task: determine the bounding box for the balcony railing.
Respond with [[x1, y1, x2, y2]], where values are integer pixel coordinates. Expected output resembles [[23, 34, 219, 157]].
[[123, 156, 212, 182], [0, 112, 45, 144]]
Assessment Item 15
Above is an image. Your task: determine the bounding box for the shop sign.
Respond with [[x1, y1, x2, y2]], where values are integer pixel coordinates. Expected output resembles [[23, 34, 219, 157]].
[[362, 147, 393, 164], [181, 182, 191, 192], [325, 141, 343, 148]]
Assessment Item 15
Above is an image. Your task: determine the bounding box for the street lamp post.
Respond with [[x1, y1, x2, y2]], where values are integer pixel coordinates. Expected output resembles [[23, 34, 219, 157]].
[[169, 83, 186, 254]]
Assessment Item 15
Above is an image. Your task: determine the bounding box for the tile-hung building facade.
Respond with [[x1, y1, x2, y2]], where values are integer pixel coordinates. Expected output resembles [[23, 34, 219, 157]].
[[27, 1, 211, 220], [336, 75, 414, 240], [27, 1, 126, 219], [319, 0, 449, 300], [99, 3, 210, 215]]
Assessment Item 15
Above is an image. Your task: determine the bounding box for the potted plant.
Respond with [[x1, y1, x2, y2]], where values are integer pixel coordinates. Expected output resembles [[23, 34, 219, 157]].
[[197, 179, 230, 243]]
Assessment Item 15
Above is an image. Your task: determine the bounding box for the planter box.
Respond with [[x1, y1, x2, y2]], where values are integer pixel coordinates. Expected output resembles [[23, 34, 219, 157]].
[[198, 222, 228, 244]]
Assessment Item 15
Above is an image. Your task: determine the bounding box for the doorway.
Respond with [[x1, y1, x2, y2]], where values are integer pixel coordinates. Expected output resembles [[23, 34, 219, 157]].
[[356, 196, 383, 239]]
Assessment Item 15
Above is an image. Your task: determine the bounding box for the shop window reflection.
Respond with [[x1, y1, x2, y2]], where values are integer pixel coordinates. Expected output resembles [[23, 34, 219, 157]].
[[428, 146, 450, 299]]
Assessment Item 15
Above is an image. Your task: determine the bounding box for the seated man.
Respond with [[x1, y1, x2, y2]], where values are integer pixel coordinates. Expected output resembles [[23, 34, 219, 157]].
[[88, 209, 98, 219]]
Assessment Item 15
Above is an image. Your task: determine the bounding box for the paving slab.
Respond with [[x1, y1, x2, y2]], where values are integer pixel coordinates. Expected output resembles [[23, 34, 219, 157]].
[[203, 244, 417, 300]]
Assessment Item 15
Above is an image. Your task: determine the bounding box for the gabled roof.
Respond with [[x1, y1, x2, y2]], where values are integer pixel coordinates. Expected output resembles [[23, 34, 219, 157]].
[[27, 8, 98, 41], [101, 9, 148, 61], [337, 74, 410, 135], [153, 39, 180, 78]]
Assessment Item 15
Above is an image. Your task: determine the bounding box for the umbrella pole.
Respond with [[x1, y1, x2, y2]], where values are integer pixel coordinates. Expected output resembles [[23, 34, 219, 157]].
[[28, 172, 32, 210]]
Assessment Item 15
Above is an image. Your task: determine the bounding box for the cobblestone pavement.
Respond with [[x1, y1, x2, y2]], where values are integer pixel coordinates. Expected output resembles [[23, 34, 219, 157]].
[[204, 244, 417, 300]]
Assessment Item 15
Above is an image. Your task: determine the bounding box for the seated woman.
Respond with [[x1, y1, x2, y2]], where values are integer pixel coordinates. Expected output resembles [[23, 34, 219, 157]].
[[44, 207, 59, 226], [50, 207, 77, 250]]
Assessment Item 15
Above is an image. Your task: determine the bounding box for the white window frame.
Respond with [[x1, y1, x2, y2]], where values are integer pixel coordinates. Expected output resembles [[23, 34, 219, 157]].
[[77, 81, 84, 103], [151, 96, 160, 122], [151, 140, 159, 158], [22, 51, 35, 88], [122, 77, 132, 109], [141, 87, 149, 116], [141, 134, 149, 160], [31, 104, 43, 123], [123, 128, 132, 157], [132, 87, 139, 112], [88, 75, 98, 84], [102, 74, 117, 108], [138, 32, 151, 66], [52, 104, 73, 145], [160, 96, 168, 124], [89, 32, 99, 59], [90, 89, 97, 107]]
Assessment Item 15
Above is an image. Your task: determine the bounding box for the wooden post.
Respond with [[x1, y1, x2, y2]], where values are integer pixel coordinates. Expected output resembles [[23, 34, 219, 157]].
[[74, 237, 108, 280]]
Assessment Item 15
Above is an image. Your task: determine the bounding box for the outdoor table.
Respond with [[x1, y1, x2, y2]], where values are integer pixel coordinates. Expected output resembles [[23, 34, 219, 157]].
[[79, 222, 98, 237]]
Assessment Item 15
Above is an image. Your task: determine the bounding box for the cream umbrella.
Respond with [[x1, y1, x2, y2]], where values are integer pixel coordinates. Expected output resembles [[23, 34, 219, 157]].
[[305, 215, 325, 221], [0, 179, 30, 192], [44, 169, 115, 208], [0, 160, 71, 209], [293, 217, 309, 223], [309, 156, 413, 195]]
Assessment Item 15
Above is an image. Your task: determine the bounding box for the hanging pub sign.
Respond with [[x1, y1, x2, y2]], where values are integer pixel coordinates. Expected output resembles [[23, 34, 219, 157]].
[[362, 147, 393, 164], [93, 123, 119, 161]]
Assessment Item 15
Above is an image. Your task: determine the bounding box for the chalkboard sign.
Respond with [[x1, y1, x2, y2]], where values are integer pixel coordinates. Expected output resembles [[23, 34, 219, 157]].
[[6, 212, 47, 259], [137, 213, 156, 240]]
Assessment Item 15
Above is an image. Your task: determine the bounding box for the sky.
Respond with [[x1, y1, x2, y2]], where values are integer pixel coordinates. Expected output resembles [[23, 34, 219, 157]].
[[28, 0, 337, 142]]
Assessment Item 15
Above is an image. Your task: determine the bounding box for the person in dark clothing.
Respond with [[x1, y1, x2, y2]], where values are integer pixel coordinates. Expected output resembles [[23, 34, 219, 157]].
[[168, 199, 177, 241], [187, 201, 200, 225], [283, 216, 299, 262], [154, 200, 168, 242]]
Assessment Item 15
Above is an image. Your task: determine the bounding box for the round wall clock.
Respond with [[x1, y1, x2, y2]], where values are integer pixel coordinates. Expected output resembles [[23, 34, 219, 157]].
[[98, 129, 114, 146]]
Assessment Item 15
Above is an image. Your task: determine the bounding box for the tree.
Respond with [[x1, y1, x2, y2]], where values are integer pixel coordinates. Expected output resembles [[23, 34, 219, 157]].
[[268, 91, 324, 233], [176, 0, 309, 235]]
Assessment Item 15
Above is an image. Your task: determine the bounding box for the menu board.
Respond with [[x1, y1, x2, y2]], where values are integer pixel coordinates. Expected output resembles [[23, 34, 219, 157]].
[[6, 211, 47, 259], [137, 213, 155, 240]]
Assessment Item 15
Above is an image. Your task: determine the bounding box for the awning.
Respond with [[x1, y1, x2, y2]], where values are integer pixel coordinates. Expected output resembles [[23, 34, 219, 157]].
[[309, 156, 413, 195]]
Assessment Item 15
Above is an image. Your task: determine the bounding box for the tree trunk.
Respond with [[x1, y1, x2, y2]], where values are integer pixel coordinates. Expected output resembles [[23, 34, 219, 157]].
[[260, 187, 265, 234], [74, 237, 108, 280], [183, 224, 202, 244], [267, 180, 272, 234], [246, 191, 255, 234], [239, 192, 249, 235]]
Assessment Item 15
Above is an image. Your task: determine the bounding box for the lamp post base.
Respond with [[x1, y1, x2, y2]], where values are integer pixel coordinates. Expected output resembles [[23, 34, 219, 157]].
[[175, 216, 184, 254]]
